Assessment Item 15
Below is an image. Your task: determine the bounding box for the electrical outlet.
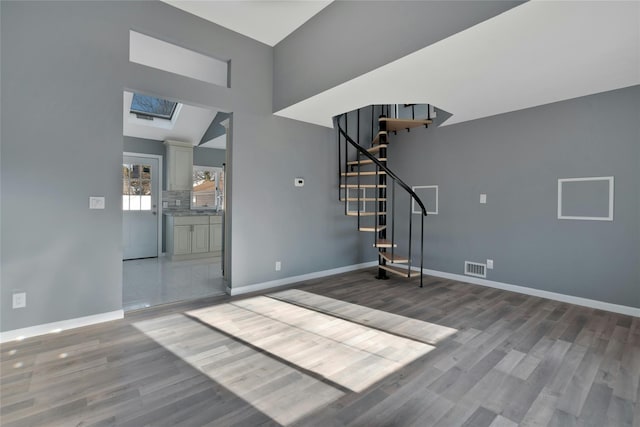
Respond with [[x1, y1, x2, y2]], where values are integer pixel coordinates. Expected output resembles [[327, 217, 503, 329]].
[[162, 201, 169, 209], [480, 194, 487, 204], [275, 261, 281, 271], [13, 292, 26, 309], [175, 200, 181, 206], [294, 178, 304, 187], [487, 259, 494, 269]]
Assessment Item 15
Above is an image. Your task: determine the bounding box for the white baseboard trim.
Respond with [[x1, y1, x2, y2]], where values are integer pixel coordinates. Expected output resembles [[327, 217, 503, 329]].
[[229, 261, 378, 296], [413, 267, 640, 317], [0, 310, 124, 344]]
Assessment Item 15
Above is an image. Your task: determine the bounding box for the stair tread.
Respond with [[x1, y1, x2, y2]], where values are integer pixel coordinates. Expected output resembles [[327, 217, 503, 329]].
[[340, 198, 387, 202], [347, 212, 386, 216], [372, 131, 387, 146], [347, 158, 387, 166], [379, 251, 409, 263], [380, 117, 432, 132], [342, 171, 386, 177], [380, 264, 421, 278], [374, 239, 397, 248], [359, 225, 387, 232], [367, 144, 388, 154], [340, 184, 387, 188]]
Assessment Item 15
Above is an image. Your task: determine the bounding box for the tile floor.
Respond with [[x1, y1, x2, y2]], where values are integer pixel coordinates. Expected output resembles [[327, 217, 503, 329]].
[[123, 256, 226, 311]]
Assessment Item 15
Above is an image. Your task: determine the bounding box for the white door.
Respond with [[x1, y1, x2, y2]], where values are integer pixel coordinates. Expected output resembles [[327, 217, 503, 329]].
[[123, 155, 159, 260]]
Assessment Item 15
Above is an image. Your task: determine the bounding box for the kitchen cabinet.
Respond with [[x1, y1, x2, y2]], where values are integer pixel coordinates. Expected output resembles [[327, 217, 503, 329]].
[[165, 214, 223, 260], [173, 225, 192, 255], [192, 224, 210, 254], [165, 140, 193, 191], [167, 215, 208, 260]]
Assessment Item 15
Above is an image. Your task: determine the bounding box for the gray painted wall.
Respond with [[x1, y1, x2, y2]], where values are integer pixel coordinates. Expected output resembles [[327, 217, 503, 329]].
[[387, 86, 640, 308], [1, 1, 369, 332], [273, 1, 523, 111]]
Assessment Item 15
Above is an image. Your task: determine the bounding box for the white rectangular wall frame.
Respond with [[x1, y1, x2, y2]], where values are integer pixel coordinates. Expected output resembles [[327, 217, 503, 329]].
[[412, 185, 438, 215], [129, 31, 229, 87], [557, 176, 614, 221], [346, 188, 366, 213]]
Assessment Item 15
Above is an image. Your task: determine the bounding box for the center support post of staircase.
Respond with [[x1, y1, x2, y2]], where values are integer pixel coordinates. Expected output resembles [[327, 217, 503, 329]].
[[376, 114, 389, 280]]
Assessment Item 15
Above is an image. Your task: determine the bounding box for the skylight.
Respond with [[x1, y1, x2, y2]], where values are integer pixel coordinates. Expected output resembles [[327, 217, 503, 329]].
[[130, 94, 177, 120]]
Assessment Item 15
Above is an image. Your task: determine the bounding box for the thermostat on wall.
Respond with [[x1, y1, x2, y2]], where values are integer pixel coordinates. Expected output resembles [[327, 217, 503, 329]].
[[295, 178, 305, 187]]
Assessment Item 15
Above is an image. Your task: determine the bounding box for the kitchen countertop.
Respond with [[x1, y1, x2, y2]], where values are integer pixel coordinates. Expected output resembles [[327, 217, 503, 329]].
[[163, 211, 223, 217]]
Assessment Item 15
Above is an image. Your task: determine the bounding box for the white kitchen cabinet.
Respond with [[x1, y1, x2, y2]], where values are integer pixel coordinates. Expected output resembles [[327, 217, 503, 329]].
[[192, 224, 210, 254], [165, 140, 193, 191], [166, 215, 213, 260], [173, 225, 192, 255]]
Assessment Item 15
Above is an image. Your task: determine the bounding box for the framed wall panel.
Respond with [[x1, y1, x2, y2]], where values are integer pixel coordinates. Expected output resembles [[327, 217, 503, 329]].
[[557, 176, 614, 221], [412, 185, 438, 215]]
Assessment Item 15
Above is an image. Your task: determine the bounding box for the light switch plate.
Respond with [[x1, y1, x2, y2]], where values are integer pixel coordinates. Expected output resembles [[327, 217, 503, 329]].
[[487, 259, 494, 269], [175, 200, 181, 206], [89, 196, 105, 209], [480, 194, 487, 204], [162, 201, 169, 209]]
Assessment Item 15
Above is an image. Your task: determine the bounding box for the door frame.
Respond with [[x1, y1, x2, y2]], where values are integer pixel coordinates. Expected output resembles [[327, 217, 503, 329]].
[[123, 152, 163, 257]]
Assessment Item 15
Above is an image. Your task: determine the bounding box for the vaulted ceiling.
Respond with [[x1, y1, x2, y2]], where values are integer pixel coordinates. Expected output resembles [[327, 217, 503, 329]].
[[164, 1, 639, 127]]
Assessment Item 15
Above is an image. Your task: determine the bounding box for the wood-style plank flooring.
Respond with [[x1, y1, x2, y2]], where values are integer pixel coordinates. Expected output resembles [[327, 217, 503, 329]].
[[1, 269, 639, 426]]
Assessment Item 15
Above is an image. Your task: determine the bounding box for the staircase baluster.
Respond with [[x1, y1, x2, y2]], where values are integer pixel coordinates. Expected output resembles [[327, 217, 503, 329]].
[[420, 213, 424, 288], [344, 113, 348, 216], [391, 181, 395, 262], [371, 106, 374, 148], [357, 152, 361, 228], [337, 116, 342, 202], [408, 197, 413, 278]]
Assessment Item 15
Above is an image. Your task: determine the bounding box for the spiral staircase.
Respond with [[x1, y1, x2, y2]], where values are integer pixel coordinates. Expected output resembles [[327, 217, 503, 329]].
[[335, 105, 432, 287]]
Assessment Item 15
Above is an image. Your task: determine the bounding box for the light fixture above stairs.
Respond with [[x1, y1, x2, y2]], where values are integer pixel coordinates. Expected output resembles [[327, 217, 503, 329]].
[[335, 105, 432, 287]]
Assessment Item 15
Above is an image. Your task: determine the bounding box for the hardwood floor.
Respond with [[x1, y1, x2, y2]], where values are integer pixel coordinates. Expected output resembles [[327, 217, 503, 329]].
[[1, 268, 638, 426]]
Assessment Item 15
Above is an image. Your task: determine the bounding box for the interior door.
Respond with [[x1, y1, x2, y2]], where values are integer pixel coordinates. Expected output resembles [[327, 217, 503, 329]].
[[122, 155, 159, 260]]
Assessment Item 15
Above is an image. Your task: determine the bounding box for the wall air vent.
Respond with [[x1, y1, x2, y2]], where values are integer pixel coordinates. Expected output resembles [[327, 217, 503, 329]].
[[464, 261, 486, 278]]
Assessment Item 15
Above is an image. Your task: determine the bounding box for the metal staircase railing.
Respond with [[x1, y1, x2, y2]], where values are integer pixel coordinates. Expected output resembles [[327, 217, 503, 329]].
[[335, 106, 429, 287]]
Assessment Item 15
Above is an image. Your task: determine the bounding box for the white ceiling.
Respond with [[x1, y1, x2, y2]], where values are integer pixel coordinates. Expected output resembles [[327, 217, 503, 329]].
[[162, 0, 333, 46], [123, 91, 218, 145], [274, 0, 640, 127]]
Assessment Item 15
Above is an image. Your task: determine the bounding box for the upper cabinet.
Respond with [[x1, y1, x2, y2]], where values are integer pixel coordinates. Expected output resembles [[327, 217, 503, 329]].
[[165, 140, 193, 191]]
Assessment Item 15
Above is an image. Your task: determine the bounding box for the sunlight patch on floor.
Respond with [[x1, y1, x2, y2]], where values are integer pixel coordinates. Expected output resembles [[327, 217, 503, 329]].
[[188, 296, 435, 392], [269, 289, 458, 345], [134, 313, 344, 426]]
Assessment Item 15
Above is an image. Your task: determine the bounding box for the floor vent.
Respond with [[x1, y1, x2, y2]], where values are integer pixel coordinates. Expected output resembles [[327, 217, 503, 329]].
[[464, 261, 486, 278]]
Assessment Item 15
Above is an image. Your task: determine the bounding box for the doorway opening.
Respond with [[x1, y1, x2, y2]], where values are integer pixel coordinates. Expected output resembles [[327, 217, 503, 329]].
[[121, 90, 231, 311]]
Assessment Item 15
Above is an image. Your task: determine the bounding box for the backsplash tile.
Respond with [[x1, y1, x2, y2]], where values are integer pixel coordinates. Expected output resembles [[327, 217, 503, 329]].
[[163, 190, 191, 212]]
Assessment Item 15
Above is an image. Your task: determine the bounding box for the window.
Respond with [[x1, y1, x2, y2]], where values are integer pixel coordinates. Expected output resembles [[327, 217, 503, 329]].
[[122, 163, 152, 211], [130, 93, 178, 120], [192, 166, 224, 210]]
